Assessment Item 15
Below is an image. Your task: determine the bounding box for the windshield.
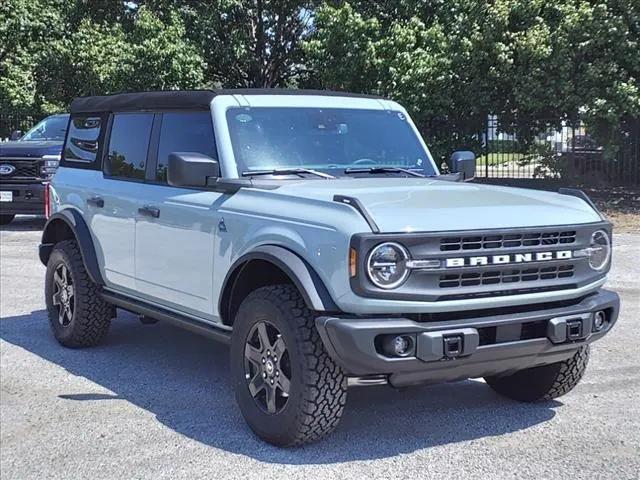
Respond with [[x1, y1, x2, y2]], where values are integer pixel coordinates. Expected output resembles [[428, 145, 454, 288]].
[[21, 115, 69, 141], [226, 107, 436, 177]]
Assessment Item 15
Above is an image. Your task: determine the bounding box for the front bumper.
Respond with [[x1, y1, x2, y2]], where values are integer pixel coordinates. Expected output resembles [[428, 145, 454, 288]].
[[316, 288, 619, 387], [0, 182, 45, 215]]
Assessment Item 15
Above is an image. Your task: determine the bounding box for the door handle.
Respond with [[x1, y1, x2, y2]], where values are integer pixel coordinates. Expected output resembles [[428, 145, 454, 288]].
[[87, 196, 104, 208], [138, 205, 160, 218]]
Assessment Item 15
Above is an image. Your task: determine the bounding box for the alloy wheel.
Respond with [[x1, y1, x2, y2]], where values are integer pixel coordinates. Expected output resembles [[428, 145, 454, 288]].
[[52, 263, 74, 327], [243, 321, 292, 414]]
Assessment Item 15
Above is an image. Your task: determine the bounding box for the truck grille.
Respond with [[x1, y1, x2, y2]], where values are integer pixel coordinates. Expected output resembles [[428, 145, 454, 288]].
[[440, 230, 577, 251], [350, 222, 607, 302], [439, 264, 575, 288], [0, 158, 41, 181]]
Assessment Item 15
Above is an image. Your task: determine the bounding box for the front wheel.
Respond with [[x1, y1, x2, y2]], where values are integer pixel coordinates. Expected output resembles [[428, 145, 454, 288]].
[[485, 346, 590, 402], [45, 240, 112, 347], [230, 285, 348, 447]]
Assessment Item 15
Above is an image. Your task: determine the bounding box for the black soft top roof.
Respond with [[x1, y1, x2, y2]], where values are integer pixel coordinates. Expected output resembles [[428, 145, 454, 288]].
[[69, 89, 384, 114]]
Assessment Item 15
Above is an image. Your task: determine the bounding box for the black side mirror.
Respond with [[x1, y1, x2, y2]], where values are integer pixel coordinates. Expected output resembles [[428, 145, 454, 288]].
[[9, 130, 23, 141], [449, 151, 476, 181], [167, 152, 220, 187]]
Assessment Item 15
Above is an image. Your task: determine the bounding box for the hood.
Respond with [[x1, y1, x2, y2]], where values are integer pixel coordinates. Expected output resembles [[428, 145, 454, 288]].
[[0, 140, 63, 158], [268, 178, 602, 232]]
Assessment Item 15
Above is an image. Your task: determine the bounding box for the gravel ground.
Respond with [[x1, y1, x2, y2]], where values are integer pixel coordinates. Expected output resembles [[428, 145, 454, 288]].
[[1, 216, 639, 480]]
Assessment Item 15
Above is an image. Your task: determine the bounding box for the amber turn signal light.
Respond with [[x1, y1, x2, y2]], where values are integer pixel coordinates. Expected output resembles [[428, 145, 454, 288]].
[[349, 248, 357, 277]]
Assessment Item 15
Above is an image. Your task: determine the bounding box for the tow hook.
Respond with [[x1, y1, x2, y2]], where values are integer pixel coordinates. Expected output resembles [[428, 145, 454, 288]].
[[443, 335, 464, 359], [566, 320, 583, 341], [417, 328, 479, 362], [547, 313, 592, 344]]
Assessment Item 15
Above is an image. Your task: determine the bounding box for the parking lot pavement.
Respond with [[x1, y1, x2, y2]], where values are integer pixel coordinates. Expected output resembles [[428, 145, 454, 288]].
[[1, 216, 639, 480]]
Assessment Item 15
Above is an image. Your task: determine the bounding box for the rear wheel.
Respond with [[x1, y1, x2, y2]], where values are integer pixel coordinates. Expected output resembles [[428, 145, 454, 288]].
[[45, 240, 112, 347], [0, 214, 15, 225], [231, 285, 347, 446], [485, 346, 590, 402]]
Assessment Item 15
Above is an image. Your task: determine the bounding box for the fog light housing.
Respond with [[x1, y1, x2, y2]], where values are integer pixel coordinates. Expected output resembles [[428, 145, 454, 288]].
[[382, 334, 416, 357], [593, 311, 607, 331]]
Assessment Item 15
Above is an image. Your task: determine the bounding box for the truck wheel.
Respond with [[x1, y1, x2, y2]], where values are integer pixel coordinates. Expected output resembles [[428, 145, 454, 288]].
[[230, 285, 348, 446], [485, 346, 590, 402], [0, 214, 15, 225], [45, 240, 111, 347]]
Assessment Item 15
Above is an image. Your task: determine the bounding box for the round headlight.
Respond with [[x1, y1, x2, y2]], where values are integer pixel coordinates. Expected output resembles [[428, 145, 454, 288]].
[[588, 230, 611, 271], [366, 242, 410, 289]]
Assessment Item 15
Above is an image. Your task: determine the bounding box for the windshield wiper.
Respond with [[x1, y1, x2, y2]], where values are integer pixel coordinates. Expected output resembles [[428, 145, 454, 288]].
[[344, 166, 425, 177], [241, 168, 336, 179]]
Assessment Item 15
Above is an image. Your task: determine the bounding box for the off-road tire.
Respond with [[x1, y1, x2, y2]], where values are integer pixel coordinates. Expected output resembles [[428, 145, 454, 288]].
[[485, 346, 590, 402], [0, 214, 15, 225], [231, 284, 348, 447], [45, 240, 112, 347]]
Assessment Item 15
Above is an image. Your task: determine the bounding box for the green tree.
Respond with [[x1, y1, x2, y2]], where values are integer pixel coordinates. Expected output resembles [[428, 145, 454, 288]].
[[304, 2, 479, 160], [559, 0, 640, 154], [144, 0, 318, 87], [36, 20, 132, 113], [0, 0, 65, 110], [2, 0, 637, 160], [121, 6, 205, 91], [2, 2, 207, 113], [304, 0, 639, 160]]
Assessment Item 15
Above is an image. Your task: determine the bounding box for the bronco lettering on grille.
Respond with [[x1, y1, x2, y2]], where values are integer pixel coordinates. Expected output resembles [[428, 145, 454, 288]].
[[445, 250, 573, 268]]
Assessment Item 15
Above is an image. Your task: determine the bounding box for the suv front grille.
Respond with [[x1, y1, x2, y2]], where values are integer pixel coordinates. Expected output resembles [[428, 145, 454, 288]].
[[440, 230, 577, 251], [439, 264, 575, 288]]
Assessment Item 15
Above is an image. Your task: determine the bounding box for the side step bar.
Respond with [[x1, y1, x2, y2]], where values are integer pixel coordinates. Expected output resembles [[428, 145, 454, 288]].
[[101, 291, 231, 344]]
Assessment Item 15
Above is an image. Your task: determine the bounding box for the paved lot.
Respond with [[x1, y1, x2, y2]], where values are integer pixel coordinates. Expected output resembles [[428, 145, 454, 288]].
[[1, 216, 639, 480]]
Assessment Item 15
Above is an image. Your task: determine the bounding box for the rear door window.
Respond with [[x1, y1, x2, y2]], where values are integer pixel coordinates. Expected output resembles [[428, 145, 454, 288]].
[[105, 113, 154, 180], [64, 116, 102, 163], [155, 112, 216, 183]]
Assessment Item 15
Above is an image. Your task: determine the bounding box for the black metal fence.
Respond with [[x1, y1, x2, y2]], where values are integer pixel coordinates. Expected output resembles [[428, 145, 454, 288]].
[[0, 112, 42, 141], [423, 114, 639, 187], [474, 116, 640, 187]]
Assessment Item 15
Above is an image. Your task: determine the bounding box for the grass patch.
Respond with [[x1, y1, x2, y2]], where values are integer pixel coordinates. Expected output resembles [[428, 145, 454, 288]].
[[477, 153, 527, 166]]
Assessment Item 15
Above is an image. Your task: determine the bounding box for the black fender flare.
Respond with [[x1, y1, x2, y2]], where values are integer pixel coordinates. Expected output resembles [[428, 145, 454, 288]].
[[220, 245, 339, 317], [39, 210, 104, 285]]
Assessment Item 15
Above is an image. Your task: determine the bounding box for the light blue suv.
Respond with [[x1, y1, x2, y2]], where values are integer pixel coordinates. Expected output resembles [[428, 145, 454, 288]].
[[39, 90, 620, 446]]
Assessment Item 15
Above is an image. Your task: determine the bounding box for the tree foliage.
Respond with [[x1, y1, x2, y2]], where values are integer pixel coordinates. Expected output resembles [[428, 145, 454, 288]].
[[1, 0, 318, 113], [304, 0, 639, 159], [0, 0, 65, 110], [0, 0, 637, 158], [147, 0, 318, 87]]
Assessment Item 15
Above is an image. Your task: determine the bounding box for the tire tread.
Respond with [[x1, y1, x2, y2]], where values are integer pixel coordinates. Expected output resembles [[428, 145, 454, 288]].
[[236, 285, 347, 446], [47, 240, 111, 347], [541, 345, 590, 400], [485, 346, 590, 402]]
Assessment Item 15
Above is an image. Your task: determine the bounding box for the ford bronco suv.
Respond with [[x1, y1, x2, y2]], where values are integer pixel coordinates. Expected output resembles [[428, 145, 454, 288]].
[[0, 113, 68, 225], [39, 90, 619, 446]]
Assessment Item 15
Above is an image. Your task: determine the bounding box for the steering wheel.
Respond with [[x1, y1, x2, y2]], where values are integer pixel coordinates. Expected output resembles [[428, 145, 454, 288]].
[[352, 158, 377, 166]]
